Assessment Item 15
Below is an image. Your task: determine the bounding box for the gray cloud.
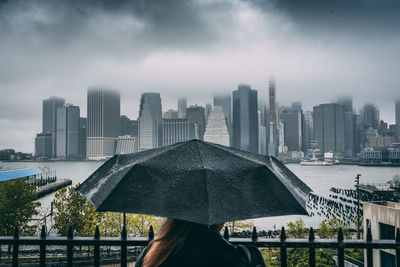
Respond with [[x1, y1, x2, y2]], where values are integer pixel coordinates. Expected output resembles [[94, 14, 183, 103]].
[[0, 0, 399, 152]]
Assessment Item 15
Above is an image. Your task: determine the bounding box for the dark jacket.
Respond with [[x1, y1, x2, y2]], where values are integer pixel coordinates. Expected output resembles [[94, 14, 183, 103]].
[[135, 229, 247, 267]]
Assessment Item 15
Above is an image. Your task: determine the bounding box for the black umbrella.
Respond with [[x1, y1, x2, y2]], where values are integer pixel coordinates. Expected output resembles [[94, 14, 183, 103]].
[[78, 139, 311, 225]]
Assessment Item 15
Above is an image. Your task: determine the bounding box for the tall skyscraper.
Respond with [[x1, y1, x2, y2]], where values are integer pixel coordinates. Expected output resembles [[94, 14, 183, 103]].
[[204, 106, 230, 146], [186, 105, 206, 140], [56, 104, 80, 158], [313, 103, 345, 157], [338, 97, 354, 158], [396, 100, 400, 142], [138, 92, 162, 150], [362, 103, 379, 129], [232, 84, 258, 153], [162, 119, 196, 146], [213, 94, 232, 145], [178, 97, 187, 119], [268, 79, 278, 156], [42, 96, 65, 156], [87, 88, 120, 159]]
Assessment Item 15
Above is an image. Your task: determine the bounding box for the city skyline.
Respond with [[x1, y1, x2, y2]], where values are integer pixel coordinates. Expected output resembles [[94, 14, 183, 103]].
[[2, 85, 400, 154], [1, 0, 400, 152]]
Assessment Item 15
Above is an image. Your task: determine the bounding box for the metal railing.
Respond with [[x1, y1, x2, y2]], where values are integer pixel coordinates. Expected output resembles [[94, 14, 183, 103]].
[[0, 225, 399, 267]]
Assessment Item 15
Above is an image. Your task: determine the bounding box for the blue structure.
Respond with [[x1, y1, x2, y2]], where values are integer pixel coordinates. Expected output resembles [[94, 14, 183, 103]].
[[0, 169, 40, 183]]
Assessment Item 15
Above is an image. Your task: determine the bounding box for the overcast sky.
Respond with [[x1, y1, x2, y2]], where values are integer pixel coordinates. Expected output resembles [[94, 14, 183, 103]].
[[1, 0, 399, 153]]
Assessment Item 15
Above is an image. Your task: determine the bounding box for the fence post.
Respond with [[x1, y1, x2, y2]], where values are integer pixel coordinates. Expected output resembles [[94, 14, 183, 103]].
[[40, 225, 46, 267], [148, 225, 154, 241], [67, 226, 73, 267], [252, 226, 258, 242], [309, 227, 315, 267], [121, 225, 127, 267], [94, 225, 100, 267], [280, 227, 287, 267], [12, 226, 19, 267], [366, 225, 373, 267], [223, 226, 229, 240], [337, 228, 344, 267]]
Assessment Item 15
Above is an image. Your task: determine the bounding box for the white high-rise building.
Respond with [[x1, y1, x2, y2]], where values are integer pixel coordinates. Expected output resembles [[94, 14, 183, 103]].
[[204, 106, 230, 146], [116, 135, 137, 154]]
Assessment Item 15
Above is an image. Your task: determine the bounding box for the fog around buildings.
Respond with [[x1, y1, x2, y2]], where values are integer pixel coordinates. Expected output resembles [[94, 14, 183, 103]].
[[1, 0, 400, 152]]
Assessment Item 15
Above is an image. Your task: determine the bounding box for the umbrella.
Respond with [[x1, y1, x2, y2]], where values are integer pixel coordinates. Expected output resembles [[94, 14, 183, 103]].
[[78, 139, 311, 225]]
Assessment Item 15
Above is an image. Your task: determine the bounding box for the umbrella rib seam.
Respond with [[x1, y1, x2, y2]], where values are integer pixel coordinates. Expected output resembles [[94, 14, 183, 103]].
[[194, 141, 210, 225]]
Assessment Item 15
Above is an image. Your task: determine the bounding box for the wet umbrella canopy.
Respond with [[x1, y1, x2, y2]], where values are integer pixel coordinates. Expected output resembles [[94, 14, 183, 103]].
[[78, 140, 311, 225]]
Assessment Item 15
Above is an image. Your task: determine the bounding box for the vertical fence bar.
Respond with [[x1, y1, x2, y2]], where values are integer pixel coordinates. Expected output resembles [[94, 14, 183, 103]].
[[121, 225, 127, 267], [366, 225, 373, 267], [223, 226, 229, 240], [309, 227, 315, 267], [12, 227, 19, 267], [67, 226, 73, 267], [396, 228, 400, 267], [148, 225, 154, 241], [337, 228, 344, 267], [252, 226, 258, 242], [40, 225, 46, 267], [94, 226, 100, 267], [280, 227, 287, 267]]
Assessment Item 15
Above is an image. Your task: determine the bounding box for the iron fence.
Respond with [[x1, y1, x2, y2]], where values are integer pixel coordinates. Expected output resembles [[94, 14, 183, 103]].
[[0, 225, 399, 267]]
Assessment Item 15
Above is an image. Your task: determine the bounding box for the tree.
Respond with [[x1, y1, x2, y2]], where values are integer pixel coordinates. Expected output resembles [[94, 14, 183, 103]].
[[53, 184, 98, 236], [226, 220, 254, 234], [0, 179, 40, 235], [286, 218, 307, 238], [52, 184, 161, 237]]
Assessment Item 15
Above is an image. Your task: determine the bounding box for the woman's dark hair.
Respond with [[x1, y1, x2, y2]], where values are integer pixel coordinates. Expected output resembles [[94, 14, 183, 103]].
[[143, 218, 223, 267]]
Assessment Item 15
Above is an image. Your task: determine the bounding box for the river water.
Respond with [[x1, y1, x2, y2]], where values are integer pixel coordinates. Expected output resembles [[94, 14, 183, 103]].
[[1, 161, 399, 230]]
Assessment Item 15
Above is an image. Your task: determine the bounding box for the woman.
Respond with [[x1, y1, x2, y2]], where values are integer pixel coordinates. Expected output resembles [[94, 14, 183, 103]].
[[135, 218, 249, 267]]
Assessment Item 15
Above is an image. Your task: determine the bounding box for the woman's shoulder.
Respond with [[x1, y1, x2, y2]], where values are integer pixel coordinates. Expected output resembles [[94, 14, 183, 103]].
[[134, 247, 148, 267]]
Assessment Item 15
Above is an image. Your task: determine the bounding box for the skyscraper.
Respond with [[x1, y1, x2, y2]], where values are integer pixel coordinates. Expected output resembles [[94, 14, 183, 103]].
[[338, 97, 354, 158], [35, 132, 52, 158], [78, 117, 86, 158], [205, 103, 212, 121], [313, 103, 345, 157], [268, 79, 278, 156], [232, 84, 258, 153], [162, 119, 196, 146], [213, 94, 232, 145], [56, 104, 80, 158], [42, 96, 65, 156], [204, 106, 230, 146], [303, 111, 313, 155], [186, 105, 206, 140], [87, 88, 120, 159], [362, 103, 379, 129], [258, 109, 267, 155], [138, 92, 162, 150], [396, 100, 400, 142], [178, 97, 187, 119], [281, 108, 302, 152]]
